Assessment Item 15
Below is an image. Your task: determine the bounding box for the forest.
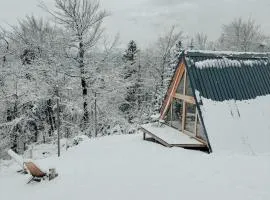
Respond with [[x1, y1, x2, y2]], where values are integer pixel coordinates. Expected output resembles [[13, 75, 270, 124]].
[[0, 0, 269, 158]]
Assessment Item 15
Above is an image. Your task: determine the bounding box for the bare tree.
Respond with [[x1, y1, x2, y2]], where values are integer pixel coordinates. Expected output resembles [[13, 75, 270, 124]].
[[156, 26, 183, 87], [219, 17, 265, 52], [149, 26, 184, 111], [194, 32, 208, 50], [41, 0, 109, 128], [0, 28, 11, 66], [102, 33, 120, 62]]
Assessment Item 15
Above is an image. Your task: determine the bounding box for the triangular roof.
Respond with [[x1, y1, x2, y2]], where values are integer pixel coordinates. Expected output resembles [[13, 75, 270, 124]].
[[160, 50, 270, 154]]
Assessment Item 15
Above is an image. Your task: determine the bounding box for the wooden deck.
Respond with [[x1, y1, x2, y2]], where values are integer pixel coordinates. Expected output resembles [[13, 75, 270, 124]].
[[140, 123, 207, 149]]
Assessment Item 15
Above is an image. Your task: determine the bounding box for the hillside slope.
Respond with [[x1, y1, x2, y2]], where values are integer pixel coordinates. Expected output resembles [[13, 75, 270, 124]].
[[0, 134, 269, 200]]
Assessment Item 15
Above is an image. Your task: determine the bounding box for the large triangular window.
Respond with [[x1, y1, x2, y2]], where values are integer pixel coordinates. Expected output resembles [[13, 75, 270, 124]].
[[162, 62, 206, 141]]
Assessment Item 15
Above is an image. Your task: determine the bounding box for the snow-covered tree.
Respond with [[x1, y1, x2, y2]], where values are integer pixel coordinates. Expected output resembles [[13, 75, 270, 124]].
[[0, 29, 10, 67], [151, 26, 184, 111], [123, 40, 138, 63], [120, 40, 141, 123], [82, 34, 132, 136], [0, 15, 84, 154], [41, 0, 109, 128], [194, 32, 208, 50], [218, 17, 266, 52]]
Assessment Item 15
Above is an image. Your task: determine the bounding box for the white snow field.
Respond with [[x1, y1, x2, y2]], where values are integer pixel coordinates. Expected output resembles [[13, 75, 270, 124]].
[[198, 94, 270, 155], [0, 134, 270, 200]]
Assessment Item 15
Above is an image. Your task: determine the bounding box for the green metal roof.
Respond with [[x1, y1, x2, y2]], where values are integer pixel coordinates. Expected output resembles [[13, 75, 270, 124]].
[[184, 51, 270, 102]]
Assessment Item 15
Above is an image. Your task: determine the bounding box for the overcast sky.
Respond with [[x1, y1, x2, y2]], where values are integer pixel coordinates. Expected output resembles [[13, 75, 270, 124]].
[[0, 0, 270, 47]]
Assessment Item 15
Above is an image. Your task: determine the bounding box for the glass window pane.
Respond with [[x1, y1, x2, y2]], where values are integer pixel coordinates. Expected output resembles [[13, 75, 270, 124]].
[[171, 99, 183, 130], [169, 99, 183, 130], [164, 105, 172, 125], [196, 117, 206, 140], [176, 73, 185, 94], [186, 74, 193, 96], [184, 103, 196, 134]]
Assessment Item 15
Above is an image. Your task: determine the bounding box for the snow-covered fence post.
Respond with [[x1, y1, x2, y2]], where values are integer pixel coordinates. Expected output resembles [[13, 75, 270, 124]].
[[30, 145, 33, 159]]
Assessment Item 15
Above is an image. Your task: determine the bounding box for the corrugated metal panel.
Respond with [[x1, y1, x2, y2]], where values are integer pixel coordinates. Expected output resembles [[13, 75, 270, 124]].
[[186, 53, 270, 101]]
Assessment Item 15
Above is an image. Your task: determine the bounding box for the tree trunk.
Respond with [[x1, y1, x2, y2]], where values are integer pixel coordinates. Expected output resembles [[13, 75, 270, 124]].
[[79, 38, 89, 127], [57, 90, 60, 157], [160, 58, 166, 88], [160, 74, 164, 87], [34, 123, 38, 142], [47, 99, 54, 136], [94, 92, 97, 137]]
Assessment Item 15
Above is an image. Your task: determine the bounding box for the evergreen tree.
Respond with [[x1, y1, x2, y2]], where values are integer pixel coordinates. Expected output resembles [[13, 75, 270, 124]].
[[171, 40, 183, 69], [123, 40, 138, 62], [120, 40, 144, 123], [122, 40, 138, 79]]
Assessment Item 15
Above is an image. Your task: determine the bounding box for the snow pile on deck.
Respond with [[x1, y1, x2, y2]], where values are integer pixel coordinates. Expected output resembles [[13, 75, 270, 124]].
[[200, 94, 270, 155], [141, 123, 203, 145]]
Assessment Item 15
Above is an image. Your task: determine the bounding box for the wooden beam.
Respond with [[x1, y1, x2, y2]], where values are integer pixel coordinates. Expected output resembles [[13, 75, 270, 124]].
[[183, 69, 187, 95], [181, 101, 186, 131], [172, 143, 206, 148], [174, 93, 195, 104], [172, 63, 186, 95], [194, 108, 198, 137], [160, 61, 185, 119], [170, 98, 173, 127], [181, 69, 187, 131]]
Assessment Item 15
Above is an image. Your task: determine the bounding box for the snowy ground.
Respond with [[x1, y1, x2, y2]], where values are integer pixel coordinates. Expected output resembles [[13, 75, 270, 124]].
[[199, 95, 270, 155], [0, 134, 270, 200]]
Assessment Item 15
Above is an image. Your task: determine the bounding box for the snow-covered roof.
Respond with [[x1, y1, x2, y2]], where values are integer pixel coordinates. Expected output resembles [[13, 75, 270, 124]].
[[183, 51, 270, 154], [184, 51, 270, 101], [194, 58, 269, 69], [185, 50, 270, 58]]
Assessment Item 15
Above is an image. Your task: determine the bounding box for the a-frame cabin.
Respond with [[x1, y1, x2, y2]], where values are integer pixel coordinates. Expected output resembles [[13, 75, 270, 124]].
[[141, 50, 270, 154], [141, 51, 212, 152]]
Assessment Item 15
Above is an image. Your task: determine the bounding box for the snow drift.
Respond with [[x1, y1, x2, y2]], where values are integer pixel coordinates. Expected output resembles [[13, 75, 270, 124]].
[[199, 94, 270, 155]]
